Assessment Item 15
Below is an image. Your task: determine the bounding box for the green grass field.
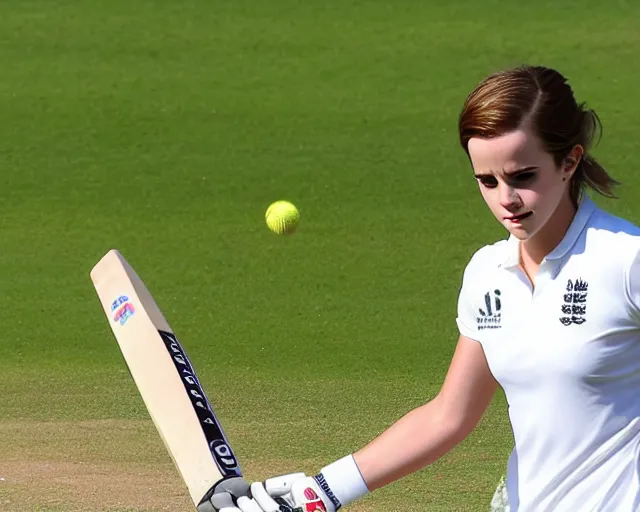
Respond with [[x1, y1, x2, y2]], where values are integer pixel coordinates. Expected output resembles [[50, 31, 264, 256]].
[[2, 1, 640, 510]]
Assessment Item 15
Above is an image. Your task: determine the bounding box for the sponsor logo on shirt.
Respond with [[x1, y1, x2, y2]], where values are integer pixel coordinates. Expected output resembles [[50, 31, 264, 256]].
[[477, 289, 502, 330], [559, 278, 588, 326]]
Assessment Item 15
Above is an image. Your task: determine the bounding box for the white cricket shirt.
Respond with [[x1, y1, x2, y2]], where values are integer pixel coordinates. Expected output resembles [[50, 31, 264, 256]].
[[457, 196, 640, 511]]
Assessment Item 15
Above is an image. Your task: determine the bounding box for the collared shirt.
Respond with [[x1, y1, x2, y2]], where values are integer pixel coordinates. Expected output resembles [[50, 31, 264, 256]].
[[457, 197, 640, 511]]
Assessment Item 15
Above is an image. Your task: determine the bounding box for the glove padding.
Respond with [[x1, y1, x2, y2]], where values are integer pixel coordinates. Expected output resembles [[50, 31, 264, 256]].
[[197, 477, 250, 512], [209, 472, 338, 512]]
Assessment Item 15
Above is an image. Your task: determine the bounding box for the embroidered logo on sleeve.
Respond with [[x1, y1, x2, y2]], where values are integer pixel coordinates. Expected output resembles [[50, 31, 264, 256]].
[[559, 278, 588, 326], [477, 289, 502, 330]]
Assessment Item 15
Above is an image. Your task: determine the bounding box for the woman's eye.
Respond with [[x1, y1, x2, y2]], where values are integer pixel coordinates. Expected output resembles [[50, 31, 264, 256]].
[[513, 172, 535, 183], [477, 176, 498, 188]]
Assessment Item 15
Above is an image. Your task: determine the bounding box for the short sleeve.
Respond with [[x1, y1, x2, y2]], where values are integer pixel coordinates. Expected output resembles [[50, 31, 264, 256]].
[[456, 258, 481, 341], [626, 247, 640, 323]]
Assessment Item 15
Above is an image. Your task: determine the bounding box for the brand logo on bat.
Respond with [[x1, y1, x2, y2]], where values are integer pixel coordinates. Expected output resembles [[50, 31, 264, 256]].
[[159, 330, 242, 477], [111, 295, 135, 326], [210, 439, 239, 472]]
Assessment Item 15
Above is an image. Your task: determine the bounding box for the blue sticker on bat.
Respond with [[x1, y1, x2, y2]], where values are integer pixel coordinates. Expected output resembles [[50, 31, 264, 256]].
[[112, 295, 135, 325]]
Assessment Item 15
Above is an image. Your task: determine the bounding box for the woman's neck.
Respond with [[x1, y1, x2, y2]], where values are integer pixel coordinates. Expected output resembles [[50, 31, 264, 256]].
[[521, 195, 577, 266]]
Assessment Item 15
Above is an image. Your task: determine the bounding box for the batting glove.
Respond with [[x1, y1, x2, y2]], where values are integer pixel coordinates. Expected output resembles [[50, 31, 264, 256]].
[[206, 455, 368, 512], [249, 472, 339, 512], [198, 476, 251, 512], [207, 472, 343, 512]]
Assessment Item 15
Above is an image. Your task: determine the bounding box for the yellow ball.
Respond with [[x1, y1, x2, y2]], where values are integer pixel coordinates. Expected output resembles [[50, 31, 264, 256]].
[[265, 200, 300, 235]]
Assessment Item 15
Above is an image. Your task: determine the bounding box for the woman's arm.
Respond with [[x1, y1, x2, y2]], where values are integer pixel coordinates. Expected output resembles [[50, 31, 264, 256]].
[[355, 335, 498, 490]]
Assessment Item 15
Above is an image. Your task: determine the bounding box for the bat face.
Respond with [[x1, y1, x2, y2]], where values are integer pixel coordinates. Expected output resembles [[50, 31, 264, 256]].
[[90, 250, 241, 508]]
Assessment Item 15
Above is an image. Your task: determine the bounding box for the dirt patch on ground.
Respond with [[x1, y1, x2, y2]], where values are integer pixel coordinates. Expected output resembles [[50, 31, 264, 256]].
[[0, 419, 390, 512], [1, 419, 195, 511], [1, 459, 191, 511]]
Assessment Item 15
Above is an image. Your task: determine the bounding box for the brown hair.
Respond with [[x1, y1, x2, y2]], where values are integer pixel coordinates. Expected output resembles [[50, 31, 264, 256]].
[[458, 65, 619, 204]]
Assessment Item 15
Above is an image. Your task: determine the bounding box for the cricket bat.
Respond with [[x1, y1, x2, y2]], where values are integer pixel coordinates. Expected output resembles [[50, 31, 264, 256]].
[[90, 249, 243, 511]]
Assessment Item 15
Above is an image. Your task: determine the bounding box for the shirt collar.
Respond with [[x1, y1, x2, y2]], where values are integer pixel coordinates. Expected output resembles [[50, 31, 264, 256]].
[[498, 195, 598, 269]]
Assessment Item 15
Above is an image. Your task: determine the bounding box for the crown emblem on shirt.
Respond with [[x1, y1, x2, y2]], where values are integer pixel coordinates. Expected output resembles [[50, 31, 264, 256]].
[[559, 278, 588, 326]]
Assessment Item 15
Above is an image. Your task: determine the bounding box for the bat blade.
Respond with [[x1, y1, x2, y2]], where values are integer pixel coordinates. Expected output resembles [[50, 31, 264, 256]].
[[90, 249, 241, 508]]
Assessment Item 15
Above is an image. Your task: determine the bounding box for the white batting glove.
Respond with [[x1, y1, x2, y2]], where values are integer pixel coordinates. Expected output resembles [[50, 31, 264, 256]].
[[203, 473, 332, 512], [247, 472, 338, 512], [207, 473, 339, 511], [208, 455, 368, 512]]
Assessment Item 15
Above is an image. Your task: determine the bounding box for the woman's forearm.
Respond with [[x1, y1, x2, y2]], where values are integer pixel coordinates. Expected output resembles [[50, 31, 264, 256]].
[[354, 396, 467, 491]]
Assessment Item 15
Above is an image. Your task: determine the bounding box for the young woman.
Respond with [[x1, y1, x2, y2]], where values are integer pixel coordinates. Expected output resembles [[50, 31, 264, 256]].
[[207, 66, 640, 512]]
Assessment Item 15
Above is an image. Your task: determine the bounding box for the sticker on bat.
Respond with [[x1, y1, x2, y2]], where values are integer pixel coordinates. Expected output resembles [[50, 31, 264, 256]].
[[111, 295, 135, 326], [159, 329, 242, 477]]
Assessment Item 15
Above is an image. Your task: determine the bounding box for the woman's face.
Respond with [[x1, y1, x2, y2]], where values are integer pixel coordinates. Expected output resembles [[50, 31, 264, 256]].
[[467, 125, 579, 241]]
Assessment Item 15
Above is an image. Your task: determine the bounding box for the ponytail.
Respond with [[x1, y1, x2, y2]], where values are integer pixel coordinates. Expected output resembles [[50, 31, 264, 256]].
[[570, 109, 620, 204]]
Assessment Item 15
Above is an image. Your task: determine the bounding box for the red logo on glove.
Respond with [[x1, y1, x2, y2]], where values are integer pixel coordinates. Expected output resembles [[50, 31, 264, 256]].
[[303, 487, 327, 512]]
